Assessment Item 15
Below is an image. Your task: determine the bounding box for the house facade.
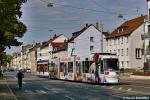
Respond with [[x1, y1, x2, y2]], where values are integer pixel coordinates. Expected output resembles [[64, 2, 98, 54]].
[[36, 34, 68, 76], [68, 23, 106, 57], [29, 43, 40, 72], [106, 16, 145, 69]]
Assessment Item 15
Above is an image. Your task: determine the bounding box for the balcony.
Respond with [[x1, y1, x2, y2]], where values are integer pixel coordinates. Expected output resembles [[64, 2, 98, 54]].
[[146, 47, 150, 55], [141, 33, 150, 40]]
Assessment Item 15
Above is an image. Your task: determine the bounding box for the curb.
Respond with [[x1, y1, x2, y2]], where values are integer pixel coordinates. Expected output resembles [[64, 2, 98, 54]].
[[130, 75, 150, 79]]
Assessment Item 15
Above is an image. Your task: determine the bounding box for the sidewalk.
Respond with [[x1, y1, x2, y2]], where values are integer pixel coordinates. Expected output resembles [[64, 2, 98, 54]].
[[120, 73, 150, 80], [0, 77, 17, 100]]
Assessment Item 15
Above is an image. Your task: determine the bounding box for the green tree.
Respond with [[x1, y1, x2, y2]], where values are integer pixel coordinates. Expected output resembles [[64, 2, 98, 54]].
[[0, 0, 27, 53], [4, 54, 13, 64]]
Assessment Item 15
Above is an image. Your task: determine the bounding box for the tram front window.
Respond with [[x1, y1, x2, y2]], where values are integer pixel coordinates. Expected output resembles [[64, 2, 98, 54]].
[[68, 62, 73, 72], [104, 59, 119, 71]]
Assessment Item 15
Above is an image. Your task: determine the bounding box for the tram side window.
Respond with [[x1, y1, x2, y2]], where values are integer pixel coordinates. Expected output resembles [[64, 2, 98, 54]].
[[76, 62, 82, 74], [60, 63, 65, 72], [83, 61, 90, 73], [68, 62, 73, 72], [100, 61, 103, 73]]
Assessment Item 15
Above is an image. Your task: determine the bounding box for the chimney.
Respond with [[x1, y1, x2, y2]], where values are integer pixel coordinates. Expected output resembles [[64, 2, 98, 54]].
[[86, 23, 88, 27], [96, 22, 100, 31], [54, 34, 57, 38]]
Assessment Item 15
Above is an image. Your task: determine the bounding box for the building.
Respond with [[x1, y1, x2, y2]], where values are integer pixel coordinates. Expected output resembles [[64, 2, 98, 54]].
[[48, 34, 68, 62], [12, 52, 21, 70], [21, 44, 33, 70], [36, 34, 68, 76], [106, 16, 145, 70], [49, 43, 68, 78], [68, 23, 106, 57], [29, 43, 41, 72]]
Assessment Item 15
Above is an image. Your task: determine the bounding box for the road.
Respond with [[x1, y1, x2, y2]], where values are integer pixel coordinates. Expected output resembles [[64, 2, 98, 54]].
[[4, 71, 150, 100]]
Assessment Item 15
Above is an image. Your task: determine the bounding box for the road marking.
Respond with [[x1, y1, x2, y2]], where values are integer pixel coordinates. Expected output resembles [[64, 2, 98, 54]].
[[111, 94, 122, 98], [43, 87, 60, 93], [53, 90, 59, 94], [22, 82, 26, 84], [44, 86, 50, 90], [126, 88, 132, 91], [36, 90, 47, 94], [64, 95, 75, 100], [124, 85, 150, 89], [25, 90, 34, 94], [118, 87, 123, 90], [109, 86, 114, 89], [102, 86, 106, 88]]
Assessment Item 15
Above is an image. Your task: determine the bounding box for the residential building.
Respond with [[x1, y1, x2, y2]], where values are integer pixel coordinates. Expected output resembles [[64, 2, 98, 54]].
[[144, 0, 150, 60], [68, 23, 106, 57], [50, 43, 68, 78], [29, 43, 41, 72], [21, 44, 33, 70], [106, 16, 145, 69], [36, 34, 68, 75]]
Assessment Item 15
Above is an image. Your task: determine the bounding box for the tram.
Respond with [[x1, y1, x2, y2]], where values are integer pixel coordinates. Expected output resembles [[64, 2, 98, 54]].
[[58, 53, 119, 84]]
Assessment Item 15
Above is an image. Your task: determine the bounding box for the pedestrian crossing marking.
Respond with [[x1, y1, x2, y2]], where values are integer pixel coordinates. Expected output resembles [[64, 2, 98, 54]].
[[126, 88, 132, 91], [118, 87, 123, 90], [36, 90, 47, 94], [109, 86, 114, 89], [24, 90, 34, 94], [22, 82, 26, 84]]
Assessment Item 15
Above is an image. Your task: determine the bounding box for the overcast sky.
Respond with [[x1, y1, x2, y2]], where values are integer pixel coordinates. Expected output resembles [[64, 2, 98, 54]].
[[6, 0, 147, 54]]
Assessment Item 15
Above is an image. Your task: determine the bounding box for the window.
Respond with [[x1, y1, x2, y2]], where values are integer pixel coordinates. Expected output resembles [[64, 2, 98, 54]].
[[126, 36, 128, 43], [122, 61, 124, 68], [68, 62, 73, 72], [136, 48, 142, 59], [149, 9, 150, 20], [114, 50, 116, 54], [83, 61, 93, 73], [121, 37, 123, 44], [90, 46, 94, 51], [90, 37, 94, 42], [148, 25, 150, 34], [118, 38, 120, 45], [106, 40, 108, 46], [118, 49, 120, 56], [114, 39, 116, 45], [126, 48, 128, 56], [127, 61, 129, 68], [121, 49, 123, 56]]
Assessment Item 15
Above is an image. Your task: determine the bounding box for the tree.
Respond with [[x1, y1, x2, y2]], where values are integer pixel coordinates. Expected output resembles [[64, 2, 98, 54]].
[[0, 0, 27, 53], [4, 54, 13, 65]]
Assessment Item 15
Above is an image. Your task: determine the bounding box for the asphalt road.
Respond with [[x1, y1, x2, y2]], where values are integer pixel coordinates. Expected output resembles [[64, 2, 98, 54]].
[[5, 71, 150, 100]]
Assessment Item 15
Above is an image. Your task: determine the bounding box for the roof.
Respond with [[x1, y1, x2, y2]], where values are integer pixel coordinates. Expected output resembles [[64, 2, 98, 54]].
[[48, 34, 63, 43], [68, 24, 101, 42], [29, 43, 41, 52], [52, 43, 68, 53], [51, 42, 65, 47], [106, 16, 145, 39]]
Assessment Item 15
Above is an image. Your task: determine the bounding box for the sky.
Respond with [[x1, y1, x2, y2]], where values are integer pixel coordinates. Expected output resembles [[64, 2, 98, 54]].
[[6, 0, 147, 54]]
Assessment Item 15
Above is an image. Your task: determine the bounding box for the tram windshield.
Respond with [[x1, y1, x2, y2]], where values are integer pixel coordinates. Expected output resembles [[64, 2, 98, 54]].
[[103, 59, 119, 71]]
